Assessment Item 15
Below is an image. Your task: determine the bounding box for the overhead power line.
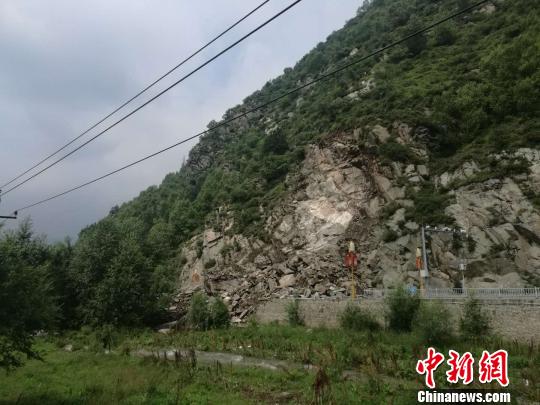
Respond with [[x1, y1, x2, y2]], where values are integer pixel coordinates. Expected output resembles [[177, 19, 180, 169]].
[[0, 0, 302, 198], [13, 0, 489, 213], [0, 0, 271, 190]]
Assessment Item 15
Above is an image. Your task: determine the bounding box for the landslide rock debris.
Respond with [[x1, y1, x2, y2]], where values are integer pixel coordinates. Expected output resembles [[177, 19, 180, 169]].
[[171, 129, 540, 322]]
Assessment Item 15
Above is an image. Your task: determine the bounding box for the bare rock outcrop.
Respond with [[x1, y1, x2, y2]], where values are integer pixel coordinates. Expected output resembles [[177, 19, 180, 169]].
[[172, 126, 540, 321]]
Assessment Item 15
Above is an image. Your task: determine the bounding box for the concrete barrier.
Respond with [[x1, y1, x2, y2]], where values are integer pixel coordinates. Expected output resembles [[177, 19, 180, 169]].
[[255, 298, 540, 342]]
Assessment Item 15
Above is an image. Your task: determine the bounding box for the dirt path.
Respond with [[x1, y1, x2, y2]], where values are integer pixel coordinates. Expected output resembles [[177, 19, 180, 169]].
[[133, 348, 316, 373]]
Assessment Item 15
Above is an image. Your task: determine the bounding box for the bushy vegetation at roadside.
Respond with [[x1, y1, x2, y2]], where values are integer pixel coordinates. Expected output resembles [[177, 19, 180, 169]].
[[385, 285, 421, 332], [0, 220, 60, 371], [188, 293, 230, 331], [384, 286, 491, 347], [460, 297, 492, 339], [412, 301, 454, 345], [339, 304, 381, 331], [285, 299, 305, 326]]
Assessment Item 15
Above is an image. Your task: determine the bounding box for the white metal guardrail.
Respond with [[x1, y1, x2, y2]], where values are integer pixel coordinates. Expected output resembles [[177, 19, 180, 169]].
[[292, 288, 540, 300], [360, 288, 540, 299]]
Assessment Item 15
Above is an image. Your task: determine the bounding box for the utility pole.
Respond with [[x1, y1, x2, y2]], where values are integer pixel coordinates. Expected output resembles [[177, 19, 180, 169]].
[[459, 260, 466, 290], [345, 240, 358, 300], [420, 225, 429, 289], [421, 225, 468, 292], [416, 246, 424, 291]]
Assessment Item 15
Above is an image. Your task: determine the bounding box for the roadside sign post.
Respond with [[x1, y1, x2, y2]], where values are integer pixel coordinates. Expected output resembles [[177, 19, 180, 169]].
[[420, 225, 429, 290], [416, 247, 424, 292], [345, 241, 358, 299], [459, 261, 466, 290]]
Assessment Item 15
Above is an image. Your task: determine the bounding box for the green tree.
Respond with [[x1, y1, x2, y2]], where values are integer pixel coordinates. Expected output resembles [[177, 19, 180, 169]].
[[460, 298, 491, 339], [285, 300, 304, 326], [404, 18, 428, 56], [385, 285, 420, 332], [90, 238, 153, 326], [0, 221, 58, 371], [188, 293, 210, 330], [146, 221, 175, 261], [169, 199, 201, 242], [209, 297, 230, 329], [69, 219, 158, 327], [340, 304, 380, 331], [413, 301, 454, 345], [262, 131, 289, 155], [434, 25, 456, 46]]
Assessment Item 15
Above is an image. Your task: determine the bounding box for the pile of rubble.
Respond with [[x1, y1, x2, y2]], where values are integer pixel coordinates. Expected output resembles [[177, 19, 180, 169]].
[[196, 254, 359, 323]]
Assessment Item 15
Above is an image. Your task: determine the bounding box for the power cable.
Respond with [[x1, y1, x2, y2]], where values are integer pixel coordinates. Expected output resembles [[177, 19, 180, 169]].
[[0, 0, 302, 197], [13, 0, 489, 213], [0, 0, 271, 190]]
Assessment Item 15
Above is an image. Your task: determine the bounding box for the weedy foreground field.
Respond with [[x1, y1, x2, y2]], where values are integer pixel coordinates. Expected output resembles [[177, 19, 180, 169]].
[[0, 323, 538, 404]]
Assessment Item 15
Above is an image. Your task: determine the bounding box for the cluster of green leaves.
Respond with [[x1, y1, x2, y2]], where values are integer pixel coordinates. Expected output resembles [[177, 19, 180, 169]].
[[385, 285, 421, 332], [69, 217, 178, 328], [339, 304, 381, 331], [187, 293, 230, 331], [285, 299, 305, 326], [0, 221, 59, 370], [377, 140, 419, 164], [0, 218, 180, 370], [460, 297, 491, 339], [385, 286, 491, 345], [412, 301, 454, 345], [405, 183, 455, 225]]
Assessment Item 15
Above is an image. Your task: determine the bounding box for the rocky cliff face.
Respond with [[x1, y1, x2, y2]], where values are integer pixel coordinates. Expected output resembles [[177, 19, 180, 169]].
[[172, 123, 540, 322]]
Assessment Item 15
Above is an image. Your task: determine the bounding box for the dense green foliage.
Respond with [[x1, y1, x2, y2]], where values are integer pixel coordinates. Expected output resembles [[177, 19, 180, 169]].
[[385, 285, 421, 332], [0, 219, 177, 369], [285, 299, 305, 327], [339, 304, 381, 331], [187, 293, 231, 330], [412, 301, 454, 345], [460, 297, 492, 339], [0, 221, 59, 370]]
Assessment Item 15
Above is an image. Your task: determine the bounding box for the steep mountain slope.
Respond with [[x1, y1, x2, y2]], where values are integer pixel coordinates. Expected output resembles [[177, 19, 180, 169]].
[[71, 0, 540, 323]]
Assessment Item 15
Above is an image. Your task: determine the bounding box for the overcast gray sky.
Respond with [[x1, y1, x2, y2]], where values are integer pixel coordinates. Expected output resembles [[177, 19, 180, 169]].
[[0, 0, 361, 241]]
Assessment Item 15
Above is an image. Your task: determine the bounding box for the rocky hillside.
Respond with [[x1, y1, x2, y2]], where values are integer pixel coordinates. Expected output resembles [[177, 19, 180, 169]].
[[72, 0, 539, 324], [176, 135, 540, 321]]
